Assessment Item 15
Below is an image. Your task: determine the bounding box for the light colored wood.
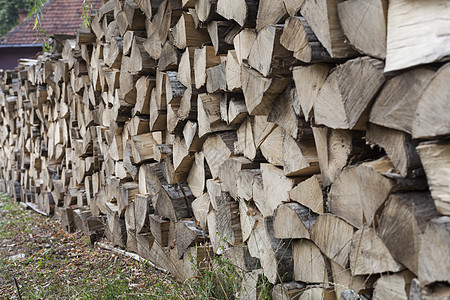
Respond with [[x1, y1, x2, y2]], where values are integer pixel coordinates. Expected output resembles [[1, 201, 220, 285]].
[[373, 271, 414, 300], [417, 141, 450, 216], [384, 0, 450, 72], [219, 157, 258, 199], [413, 63, 450, 139], [260, 126, 283, 166], [366, 123, 421, 178], [206, 61, 227, 93], [314, 56, 385, 130], [312, 126, 354, 187], [329, 157, 396, 228], [241, 64, 292, 115], [194, 46, 222, 90], [134, 194, 153, 234], [350, 227, 403, 275], [255, 0, 287, 32], [186, 152, 205, 198], [282, 135, 319, 177], [202, 132, 235, 179], [175, 220, 208, 259], [419, 216, 450, 285], [310, 214, 354, 268], [280, 16, 331, 63], [300, 0, 357, 58], [237, 169, 260, 202], [292, 64, 329, 121], [299, 288, 335, 300], [247, 216, 293, 284], [191, 192, 210, 230], [329, 260, 366, 300], [216, 0, 258, 27], [289, 175, 324, 215], [233, 29, 257, 65], [337, 0, 388, 59], [379, 192, 439, 275], [293, 239, 327, 283], [225, 50, 241, 92], [236, 117, 256, 160], [274, 202, 318, 239], [370, 67, 436, 135], [248, 25, 294, 77], [272, 281, 306, 300], [170, 13, 210, 49], [260, 163, 297, 217]]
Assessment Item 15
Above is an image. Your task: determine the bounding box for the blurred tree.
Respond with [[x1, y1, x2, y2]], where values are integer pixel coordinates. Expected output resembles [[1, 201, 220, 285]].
[[0, 0, 33, 36]]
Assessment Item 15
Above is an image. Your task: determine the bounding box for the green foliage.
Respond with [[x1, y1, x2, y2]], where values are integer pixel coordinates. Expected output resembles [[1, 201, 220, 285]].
[[0, 0, 31, 36], [82, 0, 93, 27]]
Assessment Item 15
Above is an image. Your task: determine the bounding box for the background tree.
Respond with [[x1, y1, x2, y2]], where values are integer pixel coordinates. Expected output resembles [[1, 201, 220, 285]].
[[0, 0, 34, 36]]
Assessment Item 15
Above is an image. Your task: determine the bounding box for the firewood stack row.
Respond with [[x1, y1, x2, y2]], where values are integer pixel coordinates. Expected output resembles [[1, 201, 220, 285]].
[[1, 0, 449, 298]]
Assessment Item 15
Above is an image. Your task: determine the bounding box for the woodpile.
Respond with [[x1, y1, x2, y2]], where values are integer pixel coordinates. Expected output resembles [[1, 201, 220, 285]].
[[0, 0, 449, 299]]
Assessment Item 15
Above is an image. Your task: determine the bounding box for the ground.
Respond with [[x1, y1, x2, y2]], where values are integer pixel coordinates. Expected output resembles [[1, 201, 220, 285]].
[[0, 194, 190, 299]]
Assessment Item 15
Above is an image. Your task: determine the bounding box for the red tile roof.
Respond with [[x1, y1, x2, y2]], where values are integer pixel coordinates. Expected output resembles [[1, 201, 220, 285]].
[[0, 0, 102, 46]]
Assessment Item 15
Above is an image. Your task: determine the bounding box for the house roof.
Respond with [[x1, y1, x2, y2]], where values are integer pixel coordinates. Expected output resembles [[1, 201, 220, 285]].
[[0, 0, 102, 46]]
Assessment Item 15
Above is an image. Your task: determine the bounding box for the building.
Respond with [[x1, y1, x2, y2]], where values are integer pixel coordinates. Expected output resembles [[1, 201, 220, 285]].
[[0, 0, 101, 70]]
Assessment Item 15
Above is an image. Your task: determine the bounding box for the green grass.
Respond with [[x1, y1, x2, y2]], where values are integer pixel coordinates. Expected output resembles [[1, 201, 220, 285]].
[[0, 194, 270, 299]]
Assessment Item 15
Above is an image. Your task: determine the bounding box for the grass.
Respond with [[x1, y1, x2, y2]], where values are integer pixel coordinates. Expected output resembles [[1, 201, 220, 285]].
[[0, 194, 271, 299]]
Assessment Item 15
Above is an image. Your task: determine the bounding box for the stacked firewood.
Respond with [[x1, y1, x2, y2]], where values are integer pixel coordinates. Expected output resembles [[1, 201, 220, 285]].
[[0, 0, 449, 298]]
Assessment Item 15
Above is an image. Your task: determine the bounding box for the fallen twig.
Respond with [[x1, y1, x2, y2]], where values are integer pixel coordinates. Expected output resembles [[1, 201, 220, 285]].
[[13, 277, 22, 300], [96, 242, 168, 273]]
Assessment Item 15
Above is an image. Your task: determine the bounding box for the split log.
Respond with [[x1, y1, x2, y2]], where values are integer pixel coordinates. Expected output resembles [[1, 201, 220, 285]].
[[329, 157, 394, 228], [274, 202, 318, 239], [272, 282, 307, 300], [300, 0, 357, 58], [248, 25, 294, 77], [350, 227, 403, 275], [292, 64, 330, 121], [373, 271, 415, 300], [186, 151, 205, 197], [384, 0, 450, 72], [216, 0, 258, 27], [417, 141, 450, 216], [329, 260, 367, 300], [175, 220, 208, 259], [412, 63, 450, 139], [282, 135, 319, 177], [289, 175, 324, 215], [370, 67, 436, 135], [260, 163, 297, 217], [135, 194, 154, 233], [207, 21, 236, 55], [280, 16, 331, 63], [314, 56, 385, 130], [241, 64, 291, 115], [293, 239, 327, 283], [202, 132, 236, 179], [219, 157, 258, 199], [418, 216, 450, 285], [247, 216, 293, 284], [194, 46, 222, 90], [310, 214, 354, 268], [378, 192, 439, 275], [366, 123, 421, 178], [215, 193, 242, 246], [191, 192, 210, 230], [170, 13, 210, 49], [337, 0, 388, 59], [233, 29, 257, 65], [149, 214, 170, 247], [255, 0, 287, 32]]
